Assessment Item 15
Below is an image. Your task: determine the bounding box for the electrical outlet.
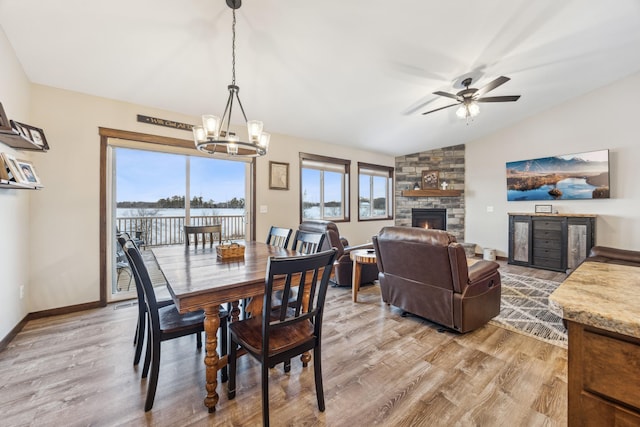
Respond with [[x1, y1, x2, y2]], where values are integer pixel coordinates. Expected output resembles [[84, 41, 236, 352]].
[[486, 206, 494, 213], [259, 205, 268, 213], [19, 285, 24, 299]]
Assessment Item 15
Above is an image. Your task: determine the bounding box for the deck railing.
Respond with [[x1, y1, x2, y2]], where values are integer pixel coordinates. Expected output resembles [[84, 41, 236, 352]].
[[116, 215, 245, 247]]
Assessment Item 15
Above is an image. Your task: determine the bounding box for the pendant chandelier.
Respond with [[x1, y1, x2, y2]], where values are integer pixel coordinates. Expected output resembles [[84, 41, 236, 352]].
[[193, 0, 269, 157]]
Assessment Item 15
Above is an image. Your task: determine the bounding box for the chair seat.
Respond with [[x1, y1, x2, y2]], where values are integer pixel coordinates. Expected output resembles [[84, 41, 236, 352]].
[[158, 305, 228, 335], [229, 316, 314, 356]]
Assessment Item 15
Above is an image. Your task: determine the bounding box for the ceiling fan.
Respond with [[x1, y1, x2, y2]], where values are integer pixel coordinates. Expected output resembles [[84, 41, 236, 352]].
[[422, 76, 520, 119]]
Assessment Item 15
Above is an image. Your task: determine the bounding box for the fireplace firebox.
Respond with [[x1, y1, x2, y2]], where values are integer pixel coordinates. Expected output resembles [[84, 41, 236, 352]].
[[412, 208, 447, 230]]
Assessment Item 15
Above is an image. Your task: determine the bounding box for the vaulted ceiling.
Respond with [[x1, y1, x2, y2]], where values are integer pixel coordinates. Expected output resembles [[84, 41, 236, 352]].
[[1, 0, 640, 156]]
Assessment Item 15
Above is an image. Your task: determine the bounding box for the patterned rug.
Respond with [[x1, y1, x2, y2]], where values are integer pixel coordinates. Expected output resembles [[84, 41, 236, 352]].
[[490, 272, 567, 348]]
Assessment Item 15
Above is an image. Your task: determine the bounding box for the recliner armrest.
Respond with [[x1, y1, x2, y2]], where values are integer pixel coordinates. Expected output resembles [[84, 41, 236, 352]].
[[468, 260, 500, 283], [343, 242, 374, 254]]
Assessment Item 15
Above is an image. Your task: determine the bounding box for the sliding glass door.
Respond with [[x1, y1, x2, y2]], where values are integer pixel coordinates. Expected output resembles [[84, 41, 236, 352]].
[[110, 146, 248, 300]]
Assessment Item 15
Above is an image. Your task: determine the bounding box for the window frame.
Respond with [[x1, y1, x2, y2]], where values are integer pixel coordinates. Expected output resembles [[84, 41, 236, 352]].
[[357, 162, 394, 221], [299, 152, 351, 223]]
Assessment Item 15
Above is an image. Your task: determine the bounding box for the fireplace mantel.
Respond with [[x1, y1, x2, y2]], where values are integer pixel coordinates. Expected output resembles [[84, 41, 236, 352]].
[[401, 189, 462, 197]]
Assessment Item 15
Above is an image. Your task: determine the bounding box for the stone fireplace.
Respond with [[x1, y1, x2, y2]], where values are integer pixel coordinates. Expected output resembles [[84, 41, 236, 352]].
[[394, 144, 465, 241], [412, 208, 447, 230]]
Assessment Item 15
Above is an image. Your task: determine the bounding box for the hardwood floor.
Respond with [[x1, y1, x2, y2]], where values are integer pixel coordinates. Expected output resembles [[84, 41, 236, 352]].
[[0, 261, 569, 426]]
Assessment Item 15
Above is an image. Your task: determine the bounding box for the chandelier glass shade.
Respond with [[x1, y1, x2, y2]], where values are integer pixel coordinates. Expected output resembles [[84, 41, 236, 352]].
[[193, 0, 269, 157]]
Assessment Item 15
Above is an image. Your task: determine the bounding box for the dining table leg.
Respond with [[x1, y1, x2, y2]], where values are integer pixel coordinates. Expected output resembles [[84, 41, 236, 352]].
[[203, 305, 220, 413]]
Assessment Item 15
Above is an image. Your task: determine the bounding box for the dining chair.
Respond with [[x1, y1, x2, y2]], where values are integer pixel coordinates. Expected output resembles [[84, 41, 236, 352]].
[[265, 226, 293, 249], [228, 249, 338, 427], [291, 230, 326, 255], [117, 232, 173, 366], [184, 224, 222, 247], [118, 235, 229, 411]]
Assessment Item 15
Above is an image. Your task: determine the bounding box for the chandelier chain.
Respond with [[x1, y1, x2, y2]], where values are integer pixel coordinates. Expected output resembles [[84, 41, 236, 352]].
[[231, 8, 236, 85]]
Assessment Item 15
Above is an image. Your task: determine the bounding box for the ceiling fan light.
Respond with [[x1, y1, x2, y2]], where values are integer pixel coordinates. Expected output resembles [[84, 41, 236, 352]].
[[468, 101, 480, 117], [456, 105, 468, 119]]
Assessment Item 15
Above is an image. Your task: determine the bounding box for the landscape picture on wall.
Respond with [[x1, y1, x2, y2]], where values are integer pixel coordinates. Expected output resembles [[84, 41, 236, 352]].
[[506, 149, 610, 201]]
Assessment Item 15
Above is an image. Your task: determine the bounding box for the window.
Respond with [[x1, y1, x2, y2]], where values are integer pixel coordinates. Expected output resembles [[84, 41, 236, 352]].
[[358, 162, 394, 221], [300, 153, 350, 222]]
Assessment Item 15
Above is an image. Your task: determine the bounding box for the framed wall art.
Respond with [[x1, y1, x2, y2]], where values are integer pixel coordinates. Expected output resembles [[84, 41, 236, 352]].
[[421, 170, 439, 189], [1, 152, 25, 183], [269, 161, 289, 190], [11, 120, 49, 150], [15, 159, 43, 186], [507, 149, 609, 201]]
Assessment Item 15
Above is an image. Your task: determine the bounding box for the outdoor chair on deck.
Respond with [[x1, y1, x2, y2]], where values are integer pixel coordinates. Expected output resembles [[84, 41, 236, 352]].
[[228, 249, 338, 427], [118, 235, 229, 411], [184, 224, 222, 247]]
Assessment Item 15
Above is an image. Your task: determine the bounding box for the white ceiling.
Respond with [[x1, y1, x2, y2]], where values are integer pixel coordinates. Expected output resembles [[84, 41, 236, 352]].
[[1, 0, 640, 156]]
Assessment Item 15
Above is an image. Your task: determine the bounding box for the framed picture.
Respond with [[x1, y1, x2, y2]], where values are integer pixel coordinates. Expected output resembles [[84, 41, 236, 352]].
[[421, 170, 439, 189], [1, 152, 25, 183], [10, 120, 29, 138], [506, 149, 609, 200], [11, 120, 49, 150], [15, 159, 42, 186], [269, 161, 289, 190], [535, 204, 553, 214], [0, 103, 11, 132]]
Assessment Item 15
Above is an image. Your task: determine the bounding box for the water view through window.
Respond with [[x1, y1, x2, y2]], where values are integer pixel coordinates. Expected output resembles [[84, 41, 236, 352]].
[[115, 148, 247, 247]]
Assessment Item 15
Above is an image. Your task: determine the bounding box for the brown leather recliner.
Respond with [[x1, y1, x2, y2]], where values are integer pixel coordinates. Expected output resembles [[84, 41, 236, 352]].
[[298, 220, 379, 287], [372, 226, 501, 333]]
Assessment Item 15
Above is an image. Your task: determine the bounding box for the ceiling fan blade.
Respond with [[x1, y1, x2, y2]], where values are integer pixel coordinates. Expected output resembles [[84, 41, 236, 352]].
[[474, 76, 510, 98], [422, 103, 459, 115], [477, 95, 521, 102], [433, 91, 461, 101]]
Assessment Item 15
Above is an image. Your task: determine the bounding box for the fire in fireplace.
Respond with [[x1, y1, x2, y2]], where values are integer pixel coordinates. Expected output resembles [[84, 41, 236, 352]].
[[412, 208, 447, 230]]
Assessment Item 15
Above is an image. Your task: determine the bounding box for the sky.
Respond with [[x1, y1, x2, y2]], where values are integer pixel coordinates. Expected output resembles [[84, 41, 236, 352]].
[[115, 147, 246, 203]]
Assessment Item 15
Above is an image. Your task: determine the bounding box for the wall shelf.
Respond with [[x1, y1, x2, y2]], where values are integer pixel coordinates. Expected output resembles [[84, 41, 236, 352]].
[[0, 129, 46, 151], [0, 178, 42, 190], [401, 189, 462, 197]]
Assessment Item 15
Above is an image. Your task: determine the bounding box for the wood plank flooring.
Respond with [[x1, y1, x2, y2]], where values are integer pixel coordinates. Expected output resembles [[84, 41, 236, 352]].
[[0, 261, 569, 426]]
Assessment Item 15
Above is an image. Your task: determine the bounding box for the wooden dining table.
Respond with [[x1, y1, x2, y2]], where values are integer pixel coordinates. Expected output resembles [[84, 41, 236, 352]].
[[152, 241, 300, 413]]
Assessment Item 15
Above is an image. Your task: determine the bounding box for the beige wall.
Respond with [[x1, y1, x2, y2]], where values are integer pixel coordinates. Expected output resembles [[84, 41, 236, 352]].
[[0, 25, 31, 339], [24, 85, 393, 314], [466, 71, 640, 257], [256, 134, 394, 245]]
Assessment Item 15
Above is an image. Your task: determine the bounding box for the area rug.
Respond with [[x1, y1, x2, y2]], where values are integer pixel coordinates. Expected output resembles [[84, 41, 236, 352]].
[[490, 272, 567, 348]]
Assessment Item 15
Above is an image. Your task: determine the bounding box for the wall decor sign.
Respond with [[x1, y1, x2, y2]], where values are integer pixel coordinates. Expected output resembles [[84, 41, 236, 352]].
[[535, 204, 553, 214], [269, 161, 289, 190], [137, 114, 194, 132], [506, 149, 610, 201]]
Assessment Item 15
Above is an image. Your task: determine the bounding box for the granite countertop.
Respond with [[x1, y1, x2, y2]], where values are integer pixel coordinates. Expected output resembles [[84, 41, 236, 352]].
[[549, 261, 640, 339]]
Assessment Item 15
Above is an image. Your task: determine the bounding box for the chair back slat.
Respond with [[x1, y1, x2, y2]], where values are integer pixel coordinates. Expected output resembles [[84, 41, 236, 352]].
[[266, 226, 293, 249], [291, 230, 325, 255]]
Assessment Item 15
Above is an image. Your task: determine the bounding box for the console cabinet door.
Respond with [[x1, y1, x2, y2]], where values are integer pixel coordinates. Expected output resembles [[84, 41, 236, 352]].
[[509, 215, 531, 265], [567, 218, 594, 270]]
